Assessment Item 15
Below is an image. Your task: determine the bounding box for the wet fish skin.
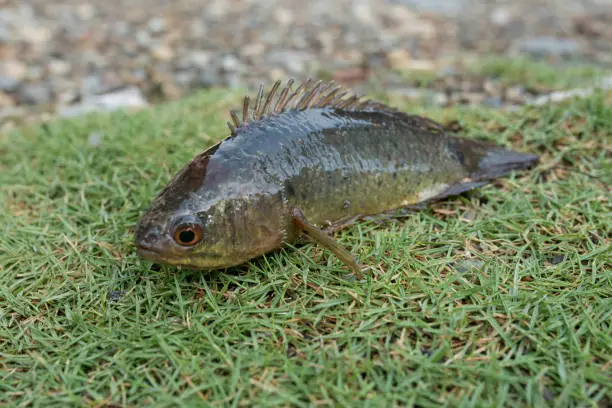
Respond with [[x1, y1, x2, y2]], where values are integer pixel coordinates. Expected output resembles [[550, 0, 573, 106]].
[[134, 80, 539, 273]]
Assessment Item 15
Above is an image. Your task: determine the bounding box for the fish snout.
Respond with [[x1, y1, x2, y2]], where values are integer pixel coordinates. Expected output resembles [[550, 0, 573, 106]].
[[134, 222, 164, 253]]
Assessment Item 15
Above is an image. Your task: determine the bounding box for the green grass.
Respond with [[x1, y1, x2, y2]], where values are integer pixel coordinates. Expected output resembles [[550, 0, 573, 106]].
[[1, 70, 611, 407], [389, 55, 609, 92], [464, 56, 609, 90]]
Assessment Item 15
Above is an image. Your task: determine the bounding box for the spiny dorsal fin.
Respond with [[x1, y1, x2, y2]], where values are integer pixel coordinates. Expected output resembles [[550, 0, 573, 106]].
[[226, 78, 396, 135]]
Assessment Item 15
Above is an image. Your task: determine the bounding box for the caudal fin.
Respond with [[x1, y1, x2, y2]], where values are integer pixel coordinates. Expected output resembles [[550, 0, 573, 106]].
[[474, 147, 540, 180], [448, 136, 539, 181]]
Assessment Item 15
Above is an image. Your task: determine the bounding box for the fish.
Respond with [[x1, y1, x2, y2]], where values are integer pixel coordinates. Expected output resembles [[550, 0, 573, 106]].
[[134, 78, 539, 278]]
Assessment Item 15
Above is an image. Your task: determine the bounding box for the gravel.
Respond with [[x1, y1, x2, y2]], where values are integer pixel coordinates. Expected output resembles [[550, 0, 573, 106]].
[[0, 0, 611, 124]]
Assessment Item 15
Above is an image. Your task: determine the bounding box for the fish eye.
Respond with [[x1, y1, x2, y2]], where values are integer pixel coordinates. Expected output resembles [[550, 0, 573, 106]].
[[172, 223, 203, 247]]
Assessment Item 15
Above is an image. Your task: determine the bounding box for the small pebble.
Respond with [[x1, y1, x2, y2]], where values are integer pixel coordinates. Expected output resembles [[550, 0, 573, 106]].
[[48, 59, 71, 76], [432, 92, 449, 106], [267, 50, 313, 74], [189, 20, 208, 37], [505, 85, 526, 103], [147, 17, 166, 34], [491, 6, 512, 26], [242, 43, 265, 58], [0, 91, 15, 107], [80, 75, 104, 96], [75, 4, 96, 20], [551, 255, 565, 265], [273, 8, 294, 25], [174, 70, 196, 87], [0, 60, 27, 91], [20, 25, 52, 44], [107, 290, 126, 301], [199, 68, 221, 88], [19, 83, 52, 105], [0, 76, 21, 92], [220, 53, 241, 73], [136, 30, 153, 47], [151, 43, 174, 61], [188, 51, 214, 68]]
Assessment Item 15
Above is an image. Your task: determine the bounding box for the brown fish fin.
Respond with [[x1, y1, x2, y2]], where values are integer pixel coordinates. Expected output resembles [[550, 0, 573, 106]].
[[291, 207, 364, 279], [227, 78, 398, 136]]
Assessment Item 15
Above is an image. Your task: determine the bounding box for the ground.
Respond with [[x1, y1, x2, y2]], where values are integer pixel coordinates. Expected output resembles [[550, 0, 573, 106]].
[[1, 59, 610, 407]]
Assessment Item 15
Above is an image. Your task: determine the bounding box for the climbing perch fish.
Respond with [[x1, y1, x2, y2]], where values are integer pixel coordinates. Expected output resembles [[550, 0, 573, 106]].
[[134, 78, 539, 277]]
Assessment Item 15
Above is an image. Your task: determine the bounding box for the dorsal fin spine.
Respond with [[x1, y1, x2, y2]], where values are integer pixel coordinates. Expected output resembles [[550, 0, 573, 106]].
[[253, 84, 264, 120], [242, 96, 250, 124], [296, 80, 323, 110], [227, 78, 396, 136], [274, 79, 294, 114], [260, 80, 281, 118], [230, 110, 240, 128]]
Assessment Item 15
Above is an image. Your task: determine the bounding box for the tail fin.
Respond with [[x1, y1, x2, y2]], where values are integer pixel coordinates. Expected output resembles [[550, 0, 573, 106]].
[[475, 147, 540, 180]]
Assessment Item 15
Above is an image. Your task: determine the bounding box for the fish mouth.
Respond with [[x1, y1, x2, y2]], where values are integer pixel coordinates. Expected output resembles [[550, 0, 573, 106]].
[[135, 245, 162, 260]]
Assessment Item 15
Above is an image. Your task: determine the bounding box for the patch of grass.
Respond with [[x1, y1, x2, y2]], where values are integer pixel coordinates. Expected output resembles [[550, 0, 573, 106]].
[[392, 55, 610, 91], [1, 75, 610, 406], [465, 55, 609, 90]]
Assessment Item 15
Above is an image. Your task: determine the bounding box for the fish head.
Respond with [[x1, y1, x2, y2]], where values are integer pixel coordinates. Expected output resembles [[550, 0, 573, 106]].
[[134, 147, 287, 270], [134, 203, 221, 270]]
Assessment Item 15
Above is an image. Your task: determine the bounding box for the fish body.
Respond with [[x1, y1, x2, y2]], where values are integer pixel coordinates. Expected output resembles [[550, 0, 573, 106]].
[[135, 79, 539, 273]]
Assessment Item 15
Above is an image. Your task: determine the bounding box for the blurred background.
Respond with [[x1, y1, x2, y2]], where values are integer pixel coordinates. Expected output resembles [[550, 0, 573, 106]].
[[1, 0, 611, 122]]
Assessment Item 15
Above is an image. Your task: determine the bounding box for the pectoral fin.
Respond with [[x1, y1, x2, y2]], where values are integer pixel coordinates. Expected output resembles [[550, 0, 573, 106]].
[[291, 208, 363, 279]]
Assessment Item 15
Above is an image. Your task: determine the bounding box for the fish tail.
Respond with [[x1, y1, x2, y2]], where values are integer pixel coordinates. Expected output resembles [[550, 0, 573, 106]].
[[423, 142, 540, 204], [473, 146, 540, 180]]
